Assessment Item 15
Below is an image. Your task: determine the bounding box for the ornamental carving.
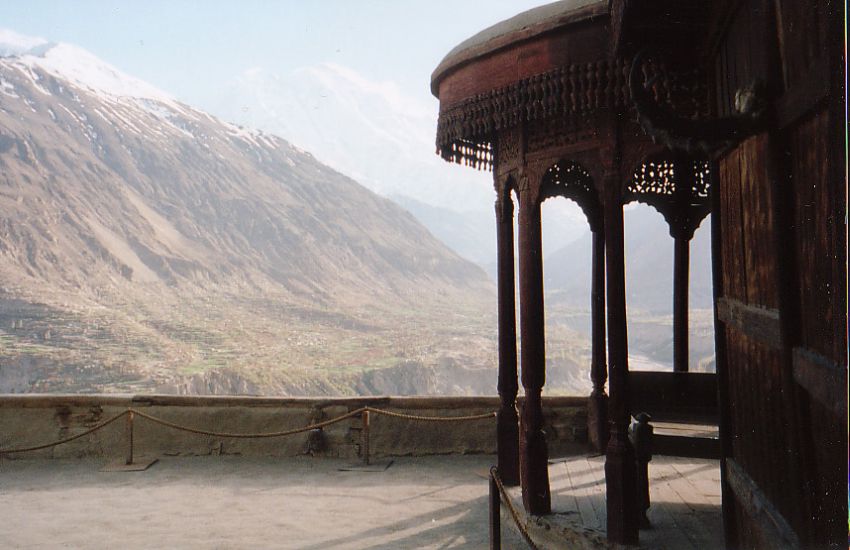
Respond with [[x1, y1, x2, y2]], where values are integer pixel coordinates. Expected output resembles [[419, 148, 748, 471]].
[[630, 50, 765, 155], [495, 127, 522, 174], [624, 155, 712, 239], [436, 57, 707, 169], [540, 161, 601, 231], [526, 115, 598, 156]]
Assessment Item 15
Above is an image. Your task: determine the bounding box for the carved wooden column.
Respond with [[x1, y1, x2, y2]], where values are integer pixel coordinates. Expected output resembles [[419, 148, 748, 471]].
[[495, 185, 520, 486], [602, 172, 638, 545], [672, 154, 694, 373], [516, 173, 551, 515], [588, 220, 608, 452], [673, 234, 690, 372]]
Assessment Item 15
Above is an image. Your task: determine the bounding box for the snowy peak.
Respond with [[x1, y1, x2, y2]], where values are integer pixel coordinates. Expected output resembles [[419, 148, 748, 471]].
[[0, 28, 52, 57], [26, 43, 175, 104], [0, 28, 174, 105], [0, 33, 287, 155]]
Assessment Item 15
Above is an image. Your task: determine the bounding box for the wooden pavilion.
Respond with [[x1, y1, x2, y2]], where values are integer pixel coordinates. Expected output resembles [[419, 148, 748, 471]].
[[431, 0, 846, 547]]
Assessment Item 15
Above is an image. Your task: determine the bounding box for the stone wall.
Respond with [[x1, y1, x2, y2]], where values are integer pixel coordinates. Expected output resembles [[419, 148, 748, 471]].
[[0, 395, 587, 460]]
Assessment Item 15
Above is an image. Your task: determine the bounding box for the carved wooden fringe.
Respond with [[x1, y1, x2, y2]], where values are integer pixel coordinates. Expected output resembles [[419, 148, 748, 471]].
[[623, 156, 712, 239], [436, 57, 706, 170]]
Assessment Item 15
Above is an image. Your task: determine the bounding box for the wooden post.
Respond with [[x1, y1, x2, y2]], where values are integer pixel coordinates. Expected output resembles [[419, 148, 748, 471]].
[[671, 153, 696, 374], [673, 235, 690, 372], [361, 409, 370, 466], [588, 226, 609, 452], [495, 192, 520, 486], [603, 176, 639, 545], [517, 183, 551, 516], [125, 410, 134, 466]]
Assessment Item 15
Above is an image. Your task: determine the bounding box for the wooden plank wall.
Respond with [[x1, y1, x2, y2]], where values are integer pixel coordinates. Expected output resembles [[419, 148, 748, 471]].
[[713, 0, 846, 547], [782, 1, 847, 540], [719, 135, 801, 548]]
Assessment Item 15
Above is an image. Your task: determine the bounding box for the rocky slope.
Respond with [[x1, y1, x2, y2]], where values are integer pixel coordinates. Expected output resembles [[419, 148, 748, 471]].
[[0, 44, 487, 303], [0, 41, 499, 394]]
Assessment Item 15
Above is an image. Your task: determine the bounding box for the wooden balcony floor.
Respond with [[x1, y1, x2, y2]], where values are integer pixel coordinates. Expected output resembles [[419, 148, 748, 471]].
[[541, 454, 723, 549]]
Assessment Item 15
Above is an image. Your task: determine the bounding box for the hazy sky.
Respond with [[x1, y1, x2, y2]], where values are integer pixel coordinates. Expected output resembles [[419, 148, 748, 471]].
[[0, 1, 546, 113]]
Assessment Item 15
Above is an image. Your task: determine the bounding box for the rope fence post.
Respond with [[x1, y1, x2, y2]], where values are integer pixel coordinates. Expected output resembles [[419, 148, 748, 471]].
[[101, 409, 157, 472], [361, 408, 371, 466], [126, 410, 134, 466]]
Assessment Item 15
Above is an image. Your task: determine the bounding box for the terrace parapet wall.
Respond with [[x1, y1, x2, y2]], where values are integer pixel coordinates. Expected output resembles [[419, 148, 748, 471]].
[[0, 395, 587, 460]]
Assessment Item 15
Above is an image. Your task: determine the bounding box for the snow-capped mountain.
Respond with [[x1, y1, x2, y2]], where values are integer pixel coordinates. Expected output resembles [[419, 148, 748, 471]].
[[215, 62, 589, 270], [0, 35, 498, 394], [0, 29, 174, 104], [217, 62, 473, 207], [0, 36, 487, 299]]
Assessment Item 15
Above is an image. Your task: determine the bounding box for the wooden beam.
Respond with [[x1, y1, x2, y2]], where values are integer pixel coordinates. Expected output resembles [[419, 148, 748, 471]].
[[629, 371, 718, 418], [792, 347, 847, 418], [725, 459, 802, 549], [652, 434, 720, 459], [716, 297, 782, 349]]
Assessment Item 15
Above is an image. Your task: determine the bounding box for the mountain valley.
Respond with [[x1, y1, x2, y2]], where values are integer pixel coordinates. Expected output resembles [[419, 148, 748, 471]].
[[0, 39, 713, 397]]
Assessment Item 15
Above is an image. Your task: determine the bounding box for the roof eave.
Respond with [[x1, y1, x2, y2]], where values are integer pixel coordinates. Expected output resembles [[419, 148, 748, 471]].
[[430, 1, 609, 98]]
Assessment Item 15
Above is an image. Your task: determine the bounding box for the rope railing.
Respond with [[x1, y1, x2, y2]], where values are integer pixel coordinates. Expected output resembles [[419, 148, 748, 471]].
[[362, 408, 496, 422], [0, 405, 496, 459], [490, 466, 540, 550], [1, 406, 534, 546], [129, 407, 369, 439], [0, 410, 129, 455]]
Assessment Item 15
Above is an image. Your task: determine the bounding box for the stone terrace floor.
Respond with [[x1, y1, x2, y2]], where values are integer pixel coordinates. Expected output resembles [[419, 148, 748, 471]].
[[0, 454, 722, 549]]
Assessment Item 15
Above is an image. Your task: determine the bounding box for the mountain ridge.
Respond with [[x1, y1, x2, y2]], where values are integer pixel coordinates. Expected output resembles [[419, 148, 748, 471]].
[[0, 41, 498, 395], [0, 44, 489, 303]]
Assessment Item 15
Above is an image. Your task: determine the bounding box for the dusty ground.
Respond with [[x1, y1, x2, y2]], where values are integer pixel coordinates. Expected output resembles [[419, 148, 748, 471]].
[[0, 454, 526, 549]]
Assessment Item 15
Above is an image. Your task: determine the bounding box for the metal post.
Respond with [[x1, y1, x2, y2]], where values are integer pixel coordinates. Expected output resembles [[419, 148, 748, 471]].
[[125, 410, 134, 466], [490, 470, 502, 549], [361, 409, 370, 466]]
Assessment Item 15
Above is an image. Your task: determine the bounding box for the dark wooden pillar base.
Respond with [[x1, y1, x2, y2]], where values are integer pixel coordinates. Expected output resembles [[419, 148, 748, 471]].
[[497, 406, 520, 486], [605, 425, 639, 544], [588, 389, 609, 452], [520, 389, 551, 515]]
